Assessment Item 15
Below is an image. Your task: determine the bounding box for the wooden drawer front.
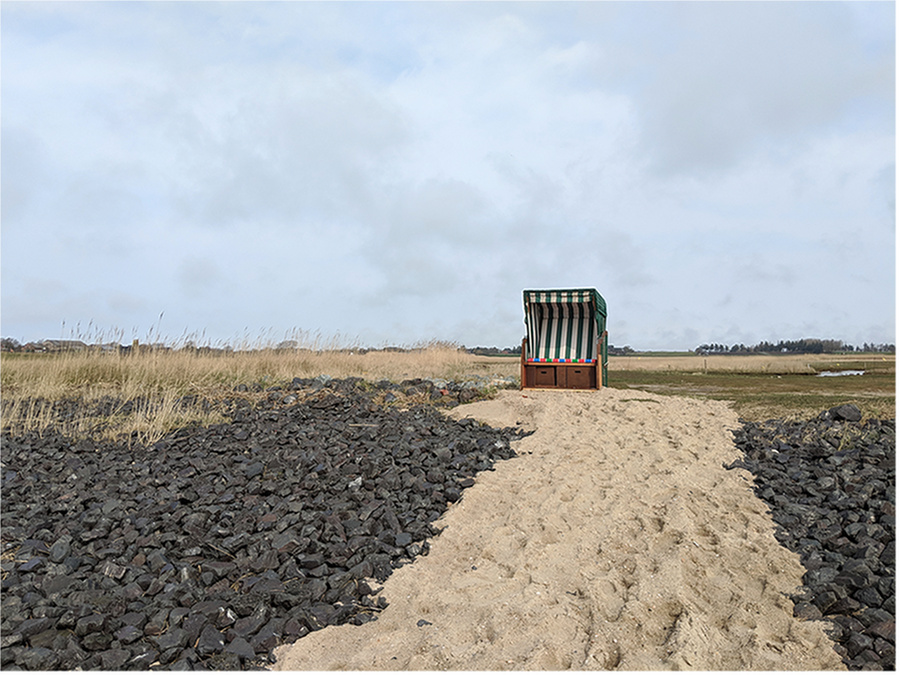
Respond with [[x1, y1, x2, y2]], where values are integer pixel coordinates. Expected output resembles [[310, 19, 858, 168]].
[[534, 366, 557, 387], [566, 367, 592, 389]]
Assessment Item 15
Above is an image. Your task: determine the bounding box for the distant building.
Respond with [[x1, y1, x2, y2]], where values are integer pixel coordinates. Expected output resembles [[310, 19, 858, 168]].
[[41, 339, 88, 352]]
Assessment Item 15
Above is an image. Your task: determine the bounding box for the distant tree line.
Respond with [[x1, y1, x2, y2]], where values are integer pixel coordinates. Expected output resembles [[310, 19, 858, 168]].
[[466, 346, 522, 356], [4, 336, 894, 356], [694, 339, 895, 355]]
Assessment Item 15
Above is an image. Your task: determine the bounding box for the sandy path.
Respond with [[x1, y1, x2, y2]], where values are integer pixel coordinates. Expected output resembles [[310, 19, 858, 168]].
[[273, 388, 844, 670]]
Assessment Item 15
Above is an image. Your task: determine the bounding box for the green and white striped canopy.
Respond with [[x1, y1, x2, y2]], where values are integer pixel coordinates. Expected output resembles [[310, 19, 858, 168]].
[[523, 289, 607, 363]]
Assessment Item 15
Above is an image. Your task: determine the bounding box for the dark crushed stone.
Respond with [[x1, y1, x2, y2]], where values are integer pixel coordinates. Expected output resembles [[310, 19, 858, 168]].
[[729, 404, 895, 671], [1, 377, 529, 670]]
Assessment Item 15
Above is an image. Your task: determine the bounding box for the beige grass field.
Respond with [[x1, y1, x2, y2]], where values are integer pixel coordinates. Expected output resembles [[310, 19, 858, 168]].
[[609, 352, 891, 374], [1, 348, 893, 444], [0, 346, 514, 443]]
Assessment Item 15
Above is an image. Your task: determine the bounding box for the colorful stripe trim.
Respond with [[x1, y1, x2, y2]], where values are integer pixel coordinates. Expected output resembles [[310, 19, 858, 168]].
[[528, 358, 594, 363]]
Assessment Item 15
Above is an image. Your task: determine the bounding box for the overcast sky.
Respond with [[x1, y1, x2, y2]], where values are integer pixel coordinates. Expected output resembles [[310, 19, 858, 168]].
[[2, 2, 895, 350]]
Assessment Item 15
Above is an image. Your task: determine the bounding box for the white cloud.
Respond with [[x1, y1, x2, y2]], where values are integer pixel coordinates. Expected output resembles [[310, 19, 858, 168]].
[[632, 2, 894, 178], [1, 2, 893, 349]]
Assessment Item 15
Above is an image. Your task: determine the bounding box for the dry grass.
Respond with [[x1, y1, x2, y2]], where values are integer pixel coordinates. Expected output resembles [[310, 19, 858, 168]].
[[608, 353, 892, 374], [1, 347, 893, 445], [0, 346, 518, 444], [0, 345, 514, 396]]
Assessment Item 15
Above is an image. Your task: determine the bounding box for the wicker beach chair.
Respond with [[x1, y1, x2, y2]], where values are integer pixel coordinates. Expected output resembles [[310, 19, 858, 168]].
[[521, 288, 608, 389]]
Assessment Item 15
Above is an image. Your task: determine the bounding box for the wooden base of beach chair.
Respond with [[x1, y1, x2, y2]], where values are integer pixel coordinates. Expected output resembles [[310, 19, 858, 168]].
[[521, 362, 600, 389], [520, 336, 604, 390]]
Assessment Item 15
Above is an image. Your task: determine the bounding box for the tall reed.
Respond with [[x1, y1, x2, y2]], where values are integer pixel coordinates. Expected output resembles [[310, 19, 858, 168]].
[[0, 342, 519, 444]]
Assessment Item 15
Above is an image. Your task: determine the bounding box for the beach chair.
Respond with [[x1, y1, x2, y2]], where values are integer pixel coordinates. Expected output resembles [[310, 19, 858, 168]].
[[521, 288, 608, 389]]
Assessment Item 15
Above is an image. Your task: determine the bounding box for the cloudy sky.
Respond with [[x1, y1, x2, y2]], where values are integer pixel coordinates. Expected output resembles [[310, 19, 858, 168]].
[[2, 2, 894, 350]]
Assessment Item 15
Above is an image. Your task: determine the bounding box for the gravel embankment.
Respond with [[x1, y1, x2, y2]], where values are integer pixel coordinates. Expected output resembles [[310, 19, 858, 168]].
[[1, 381, 894, 671], [729, 404, 895, 670], [0, 376, 526, 670]]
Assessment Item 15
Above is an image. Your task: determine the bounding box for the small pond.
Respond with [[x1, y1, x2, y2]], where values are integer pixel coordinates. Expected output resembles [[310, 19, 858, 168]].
[[816, 370, 866, 377]]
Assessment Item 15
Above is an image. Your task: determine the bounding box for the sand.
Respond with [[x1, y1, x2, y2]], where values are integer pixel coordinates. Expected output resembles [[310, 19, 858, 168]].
[[272, 387, 845, 670]]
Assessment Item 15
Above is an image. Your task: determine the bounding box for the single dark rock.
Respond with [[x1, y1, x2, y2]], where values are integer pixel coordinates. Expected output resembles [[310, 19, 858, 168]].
[[860, 607, 895, 627], [114, 625, 144, 644], [814, 590, 841, 613], [1, 633, 23, 650], [846, 632, 876, 658], [157, 646, 182, 666], [15, 617, 52, 639], [216, 606, 238, 629], [793, 602, 823, 621], [230, 605, 268, 638], [99, 648, 131, 670], [197, 623, 226, 655], [18, 556, 44, 572], [42, 573, 76, 595], [146, 549, 169, 573], [204, 560, 236, 580], [16, 647, 60, 670], [866, 620, 895, 642], [854, 587, 884, 608], [28, 628, 60, 650], [153, 627, 188, 653], [874, 638, 895, 662], [183, 613, 209, 645], [244, 461, 265, 478], [82, 632, 113, 651], [225, 635, 257, 660], [127, 647, 159, 669], [830, 404, 863, 422], [207, 651, 243, 669], [250, 625, 281, 653], [144, 608, 170, 636], [74, 613, 105, 637]]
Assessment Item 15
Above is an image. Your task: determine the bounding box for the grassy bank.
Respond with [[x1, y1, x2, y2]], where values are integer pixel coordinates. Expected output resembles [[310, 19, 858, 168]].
[[607, 353, 895, 421], [1, 348, 893, 444]]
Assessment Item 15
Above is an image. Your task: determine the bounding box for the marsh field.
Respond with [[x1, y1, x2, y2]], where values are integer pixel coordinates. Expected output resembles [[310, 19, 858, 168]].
[[607, 352, 896, 422], [0, 347, 893, 445]]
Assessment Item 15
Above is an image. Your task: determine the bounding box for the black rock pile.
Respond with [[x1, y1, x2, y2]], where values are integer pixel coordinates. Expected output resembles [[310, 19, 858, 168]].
[[729, 404, 895, 670], [1, 377, 528, 670], [234, 373, 520, 409]]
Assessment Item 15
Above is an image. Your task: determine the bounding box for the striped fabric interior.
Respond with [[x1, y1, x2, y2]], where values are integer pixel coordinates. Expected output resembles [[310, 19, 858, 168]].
[[524, 290, 599, 363]]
